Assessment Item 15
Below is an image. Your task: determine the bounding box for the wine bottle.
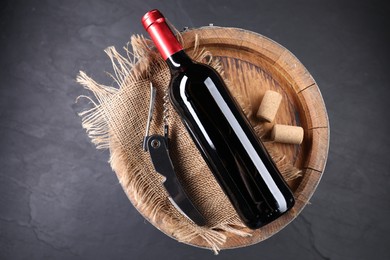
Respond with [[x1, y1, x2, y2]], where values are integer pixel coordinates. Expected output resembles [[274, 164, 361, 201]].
[[142, 9, 295, 229]]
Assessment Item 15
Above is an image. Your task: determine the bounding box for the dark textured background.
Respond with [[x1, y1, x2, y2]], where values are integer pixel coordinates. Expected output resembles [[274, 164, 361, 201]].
[[1, 0, 389, 259]]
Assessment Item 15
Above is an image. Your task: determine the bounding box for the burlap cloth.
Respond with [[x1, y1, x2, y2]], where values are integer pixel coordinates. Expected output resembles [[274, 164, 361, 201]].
[[76, 32, 300, 254]]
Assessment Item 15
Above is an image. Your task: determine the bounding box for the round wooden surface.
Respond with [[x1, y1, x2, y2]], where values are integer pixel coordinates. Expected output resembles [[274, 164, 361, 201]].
[[143, 26, 329, 249]]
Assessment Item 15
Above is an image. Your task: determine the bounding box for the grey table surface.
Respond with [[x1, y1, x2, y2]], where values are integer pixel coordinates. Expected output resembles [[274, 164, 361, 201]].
[[1, 0, 389, 259]]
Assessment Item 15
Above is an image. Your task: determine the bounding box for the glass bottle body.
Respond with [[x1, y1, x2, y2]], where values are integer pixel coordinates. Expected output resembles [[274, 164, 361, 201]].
[[168, 52, 295, 229]]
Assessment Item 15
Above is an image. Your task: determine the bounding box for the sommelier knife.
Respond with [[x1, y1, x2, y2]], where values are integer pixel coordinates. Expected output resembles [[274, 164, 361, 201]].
[[143, 83, 206, 226]]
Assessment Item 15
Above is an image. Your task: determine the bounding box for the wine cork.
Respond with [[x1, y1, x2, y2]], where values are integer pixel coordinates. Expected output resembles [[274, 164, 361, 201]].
[[256, 90, 282, 122], [271, 124, 304, 145]]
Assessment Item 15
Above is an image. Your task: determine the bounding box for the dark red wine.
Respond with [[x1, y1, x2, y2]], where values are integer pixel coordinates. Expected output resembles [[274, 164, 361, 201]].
[[142, 9, 295, 229]]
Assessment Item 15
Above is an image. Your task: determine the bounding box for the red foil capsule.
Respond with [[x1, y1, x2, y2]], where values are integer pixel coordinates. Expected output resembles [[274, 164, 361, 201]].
[[141, 9, 183, 60]]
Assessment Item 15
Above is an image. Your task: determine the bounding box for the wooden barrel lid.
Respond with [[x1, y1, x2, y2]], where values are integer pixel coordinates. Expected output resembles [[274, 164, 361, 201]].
[[121, 26, 329, 249]]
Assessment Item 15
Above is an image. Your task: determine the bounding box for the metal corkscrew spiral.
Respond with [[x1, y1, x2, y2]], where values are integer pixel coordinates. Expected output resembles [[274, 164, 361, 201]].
[[162, 88, 170, 137]]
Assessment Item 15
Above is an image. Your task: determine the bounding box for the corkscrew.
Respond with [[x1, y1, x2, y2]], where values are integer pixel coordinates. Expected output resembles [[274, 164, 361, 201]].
[[143, 82, 206, 226]]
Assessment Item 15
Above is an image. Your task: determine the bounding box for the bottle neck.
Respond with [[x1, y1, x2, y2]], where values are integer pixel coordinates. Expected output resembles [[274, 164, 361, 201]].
[[142, 9, 192, 71], [166, 50, 193, 72]]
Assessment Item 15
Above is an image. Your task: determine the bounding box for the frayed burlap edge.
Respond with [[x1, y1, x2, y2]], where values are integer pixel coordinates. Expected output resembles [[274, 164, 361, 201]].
[[76, 32, 301, 254]]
